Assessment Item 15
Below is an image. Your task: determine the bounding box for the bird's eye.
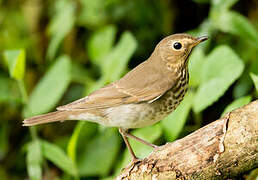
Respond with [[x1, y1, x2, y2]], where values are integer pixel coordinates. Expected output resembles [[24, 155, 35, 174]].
[[173, 42, 182, 50]]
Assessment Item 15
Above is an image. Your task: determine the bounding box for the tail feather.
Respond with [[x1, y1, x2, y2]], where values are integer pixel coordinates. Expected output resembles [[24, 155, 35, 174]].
[[23, 111, 68, 126]]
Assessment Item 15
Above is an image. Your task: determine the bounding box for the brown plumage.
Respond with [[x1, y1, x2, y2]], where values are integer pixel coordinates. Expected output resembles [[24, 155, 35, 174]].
[[23, 33, 208, 163]]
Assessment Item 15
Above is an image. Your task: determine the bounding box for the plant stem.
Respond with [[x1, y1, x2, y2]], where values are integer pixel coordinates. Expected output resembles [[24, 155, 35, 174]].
[[67, 122, 84, 180], [29, 126, 38, 140], [17, 80, 28, 104], [193, 112, 202, 128], [17, 80, 38, 140]]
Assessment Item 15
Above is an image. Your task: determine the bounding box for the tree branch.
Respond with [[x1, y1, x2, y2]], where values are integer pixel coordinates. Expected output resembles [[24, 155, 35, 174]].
[[117, 100, 258, 180]]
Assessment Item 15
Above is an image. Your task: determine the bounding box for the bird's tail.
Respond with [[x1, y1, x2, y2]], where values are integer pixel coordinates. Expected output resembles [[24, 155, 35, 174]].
[[23, 111, 68, 126]]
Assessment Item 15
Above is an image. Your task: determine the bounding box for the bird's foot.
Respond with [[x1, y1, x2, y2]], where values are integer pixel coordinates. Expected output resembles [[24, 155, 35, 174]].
[[124, 157, 142, 171], [123, 131, 159, 149], [151, 144, 159, 149]]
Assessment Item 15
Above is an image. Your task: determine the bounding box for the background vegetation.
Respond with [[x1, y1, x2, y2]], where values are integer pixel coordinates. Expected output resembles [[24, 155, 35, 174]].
[[0, 0, 257, 179]]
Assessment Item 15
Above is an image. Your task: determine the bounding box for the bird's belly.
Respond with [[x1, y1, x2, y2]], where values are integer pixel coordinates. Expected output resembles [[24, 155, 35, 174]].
[[104, 103, 162, 129], [104, 87, 188, 129], [68, 85, 188, 129]]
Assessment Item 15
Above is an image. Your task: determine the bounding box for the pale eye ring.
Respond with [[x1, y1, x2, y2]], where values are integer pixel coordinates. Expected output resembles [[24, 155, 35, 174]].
[[173, 42, 182, 50]]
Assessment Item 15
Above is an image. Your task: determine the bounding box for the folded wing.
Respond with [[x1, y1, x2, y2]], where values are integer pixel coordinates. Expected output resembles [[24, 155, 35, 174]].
[[57, 60, 176, 111]]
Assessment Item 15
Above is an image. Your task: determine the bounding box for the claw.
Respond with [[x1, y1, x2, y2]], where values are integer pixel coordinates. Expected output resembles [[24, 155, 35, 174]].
[[124, 157, 142, 171]]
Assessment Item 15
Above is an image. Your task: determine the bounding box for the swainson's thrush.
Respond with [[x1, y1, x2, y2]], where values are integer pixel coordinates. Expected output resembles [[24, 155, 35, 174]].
[[23, 33, 208, 163]]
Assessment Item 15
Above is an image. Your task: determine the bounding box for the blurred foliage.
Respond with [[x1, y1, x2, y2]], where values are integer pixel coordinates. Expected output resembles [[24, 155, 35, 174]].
[[0, 0, 257, 179]]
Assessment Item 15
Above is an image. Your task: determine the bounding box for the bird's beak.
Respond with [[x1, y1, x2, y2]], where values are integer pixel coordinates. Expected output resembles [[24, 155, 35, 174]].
[[192, 36, 208, 47]]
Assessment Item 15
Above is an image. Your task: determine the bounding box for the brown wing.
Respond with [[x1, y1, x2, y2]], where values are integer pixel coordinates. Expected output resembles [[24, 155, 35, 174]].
[[57, 59, 176, 111]]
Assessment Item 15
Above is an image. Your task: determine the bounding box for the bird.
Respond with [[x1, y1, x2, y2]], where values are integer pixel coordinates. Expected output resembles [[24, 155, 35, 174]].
[[23, 33, 208, 164]]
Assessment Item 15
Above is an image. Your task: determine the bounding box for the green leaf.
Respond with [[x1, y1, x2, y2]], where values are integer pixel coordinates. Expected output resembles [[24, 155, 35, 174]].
[[221, 95, 251, 117], [100, 177, 114, 180], [78, 0, 107, 28], [188, 48, 205, 87], [250, 73, 258, 93], [71, 62, 94, 84], [0, 75, 20, 103], [46, 0, 76, 60], [67, 121, 98, 162], [194, 79, 227, 112], [162, 91, 195, 141], [102, 31, 137, 82], [0, 124, 9, 160], [3, 49, 26, 80], [250, 57, 258, 75], [233, 72, 253, 98], [211, 11, 258, 47], [78, 128, 121, 176], [67, 122, 84, 162], [193, 0, 210, 4], [84, 77, 106, 95], [194, 45, 244, 112], [188, 19, 213, 38], [23, 55, 71, 117], [201, 46, 244, 83], [211, 0, 239, 10], [26, 140, 42, 180], [41, 140, 77, 176], [88, 25, 117, 64], [115, 124, 162, 174]]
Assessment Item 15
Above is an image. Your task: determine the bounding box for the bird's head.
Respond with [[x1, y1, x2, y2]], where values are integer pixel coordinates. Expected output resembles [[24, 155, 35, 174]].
[[155, 33, 208, 69]]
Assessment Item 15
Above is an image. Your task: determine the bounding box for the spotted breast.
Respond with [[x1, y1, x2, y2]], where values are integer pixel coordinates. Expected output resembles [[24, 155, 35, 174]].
[[151, 67, 189, 120], [102, 67, 189, 129]]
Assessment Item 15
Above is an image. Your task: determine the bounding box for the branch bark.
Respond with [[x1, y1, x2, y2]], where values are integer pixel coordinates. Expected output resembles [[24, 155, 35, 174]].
[[117, 100, 258, 180]]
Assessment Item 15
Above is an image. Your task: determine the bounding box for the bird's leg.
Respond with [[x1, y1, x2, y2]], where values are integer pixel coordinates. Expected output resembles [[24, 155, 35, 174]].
[[123, 131, 158, 148], [118, 128, 139, 163]]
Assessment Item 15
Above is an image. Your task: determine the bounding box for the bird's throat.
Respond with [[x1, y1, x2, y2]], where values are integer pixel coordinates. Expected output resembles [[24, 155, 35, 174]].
[[166, 61, 185, 73]]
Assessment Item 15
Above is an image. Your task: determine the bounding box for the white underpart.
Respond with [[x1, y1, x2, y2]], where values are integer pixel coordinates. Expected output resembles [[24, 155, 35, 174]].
[[69, 113, 104, 124], [104, 103, 160, 129], [68, 95, 183, 129], [68, 103, 161, 129]]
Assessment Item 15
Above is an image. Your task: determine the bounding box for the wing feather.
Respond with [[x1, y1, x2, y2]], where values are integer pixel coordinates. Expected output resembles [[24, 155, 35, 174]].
[[57, 59, 176, 111]]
